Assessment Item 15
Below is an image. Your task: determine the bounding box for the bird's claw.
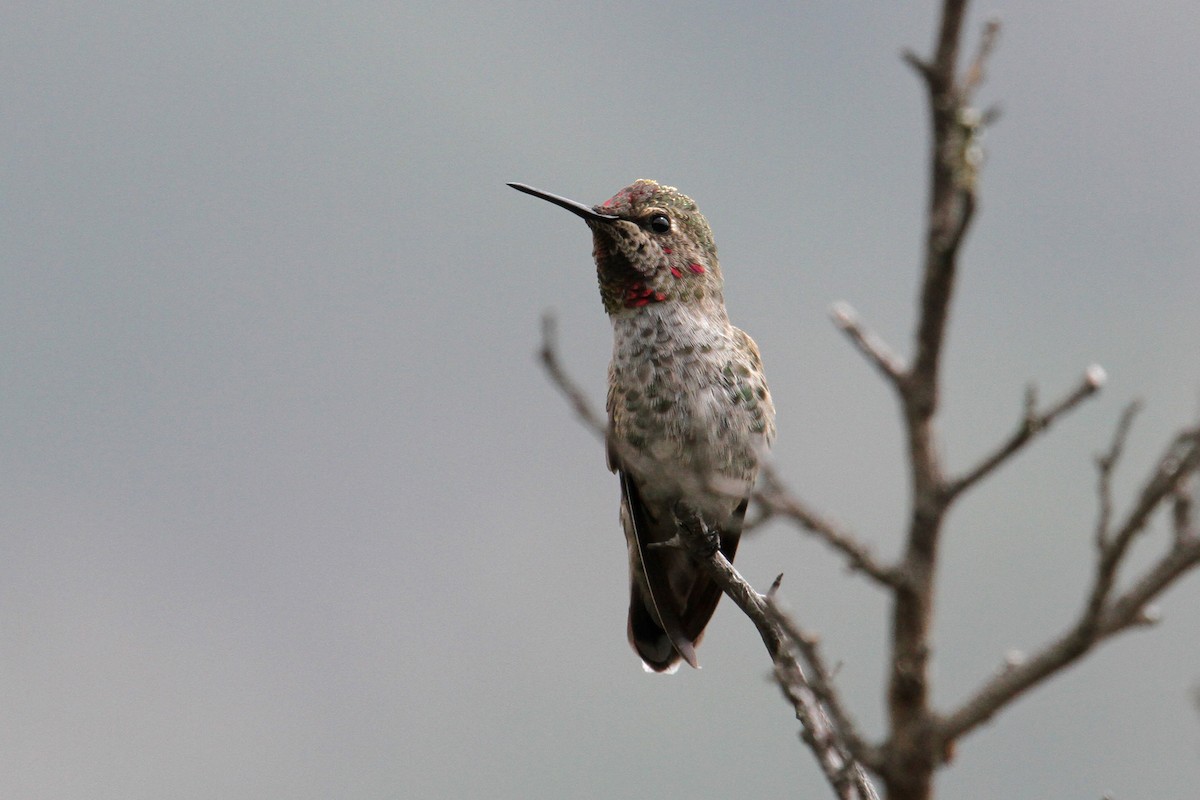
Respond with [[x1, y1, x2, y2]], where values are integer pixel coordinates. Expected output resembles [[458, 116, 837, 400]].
[[672, 502, 720, 558]]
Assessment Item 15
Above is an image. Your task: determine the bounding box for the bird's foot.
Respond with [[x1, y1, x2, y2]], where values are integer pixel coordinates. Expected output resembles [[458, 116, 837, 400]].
[[672, 502, 720, 558]]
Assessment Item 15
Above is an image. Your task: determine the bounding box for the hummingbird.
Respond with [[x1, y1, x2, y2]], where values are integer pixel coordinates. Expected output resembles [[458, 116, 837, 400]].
[[510, 179, 775, 673]]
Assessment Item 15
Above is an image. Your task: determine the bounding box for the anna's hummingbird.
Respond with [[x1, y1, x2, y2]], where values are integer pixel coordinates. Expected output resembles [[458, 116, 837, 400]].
[[510, 179, 775, 673]]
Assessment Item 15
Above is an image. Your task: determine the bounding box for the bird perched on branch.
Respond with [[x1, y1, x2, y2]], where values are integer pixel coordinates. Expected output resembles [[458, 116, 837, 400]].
[[511, 179, 775, 673]]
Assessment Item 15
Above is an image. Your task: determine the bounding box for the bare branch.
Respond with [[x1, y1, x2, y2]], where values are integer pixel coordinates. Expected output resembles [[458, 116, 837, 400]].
[[935, 613, 1090, 747], [938, 534, 1200, 747], [882, 8, 996, 797], [766, 586, 881, 771], [930, 0, 970, 86], [1099, 534, 1200, 637], [962, 18, 1002, 96], [1094, 401, 1142, 547], [538, 311, 607, 438], [901, 49, 936, 85], [906, 15, 1000, 403], [830, 302, 906, 386], [938, 424, 1200, 746], [944, 365, 1106, 500], [672, 538, 880, 799], [756, 462, 904, 588], [1171, 476, 1194, 546], [1087, 426, 1200, 623]]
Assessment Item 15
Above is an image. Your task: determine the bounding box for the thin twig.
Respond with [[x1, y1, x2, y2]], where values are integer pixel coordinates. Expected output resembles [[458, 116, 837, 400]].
[[944, 365, 1106, 501], [830, 302, 906, 387], [901, 49, 936, 85], [1099, 533, 1200, 636], [938, 425, 1200, 747], [539, 312, 607, 438], [678, 545, 879, 799], [756, 462, 904, 588], [1171, 477, 1194, 546], [1086, 427, 1200, 625], [766, 587, 880, 770], [938, 535, 1200, 748], [1094, 401, 1142, 547], [962, 18, 1001, 95]]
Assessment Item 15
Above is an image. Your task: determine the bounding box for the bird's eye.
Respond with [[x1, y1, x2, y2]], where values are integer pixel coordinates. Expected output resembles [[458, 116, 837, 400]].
[[647, 214, 671, 234]]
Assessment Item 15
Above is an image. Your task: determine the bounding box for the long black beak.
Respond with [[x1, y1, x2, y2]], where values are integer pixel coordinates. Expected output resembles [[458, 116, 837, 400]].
[[508, 183, 620, 223]]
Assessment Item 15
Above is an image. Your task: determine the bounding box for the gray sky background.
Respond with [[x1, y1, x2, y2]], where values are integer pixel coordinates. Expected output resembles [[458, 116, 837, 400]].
[[4, 2, 1199, 798]]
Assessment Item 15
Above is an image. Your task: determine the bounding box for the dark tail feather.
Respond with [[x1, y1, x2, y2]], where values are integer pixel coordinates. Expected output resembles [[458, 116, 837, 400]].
[[620, 472, 698, 672], [622, 476, 749, 672], [628, 584, 687, 673], [679, 528, 740, 643]]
